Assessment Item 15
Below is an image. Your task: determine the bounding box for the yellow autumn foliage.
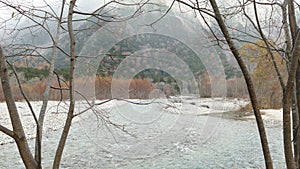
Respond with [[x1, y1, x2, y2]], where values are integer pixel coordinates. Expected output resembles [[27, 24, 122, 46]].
[[240, 40, 287, 108]]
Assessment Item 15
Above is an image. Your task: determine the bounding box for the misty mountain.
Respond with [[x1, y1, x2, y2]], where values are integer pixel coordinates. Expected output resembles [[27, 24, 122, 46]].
[[7, 3, 243, 81]]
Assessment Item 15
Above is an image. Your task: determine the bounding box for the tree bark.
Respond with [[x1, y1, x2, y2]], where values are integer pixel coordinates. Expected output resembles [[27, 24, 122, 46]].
[[296, 65, 300, 167], [52, 0, 76, 168], [34, 1, 65, 167], [287, 0, 297, 39], [283, 29, 300, 169], [0, 47, 38, 168], [292, 88, 299, 167], [286, 0, 299, 167], [282, 0, 292, 62], [208, 0, 273, 168]]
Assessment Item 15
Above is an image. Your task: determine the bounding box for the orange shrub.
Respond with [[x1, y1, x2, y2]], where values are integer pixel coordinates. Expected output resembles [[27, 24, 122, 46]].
[[95, 76, 112, 99], [95, 76, 153, 99], [31, 81, 46, 100], [0, 76, 155, 102], [129, 78, 153, 99]]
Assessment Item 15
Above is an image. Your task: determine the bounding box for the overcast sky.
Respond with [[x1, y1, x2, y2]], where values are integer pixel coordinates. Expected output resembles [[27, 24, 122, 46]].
[[0, 0, 107, 20], [0, 0, 173, 19]]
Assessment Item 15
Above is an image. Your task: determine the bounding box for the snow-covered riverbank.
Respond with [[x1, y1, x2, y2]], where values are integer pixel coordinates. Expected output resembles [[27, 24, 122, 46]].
[[0, 97, 285, 168]]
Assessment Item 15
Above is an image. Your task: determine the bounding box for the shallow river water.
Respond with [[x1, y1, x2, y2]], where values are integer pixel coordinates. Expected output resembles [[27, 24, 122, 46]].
[[0, 100, 284, 168]]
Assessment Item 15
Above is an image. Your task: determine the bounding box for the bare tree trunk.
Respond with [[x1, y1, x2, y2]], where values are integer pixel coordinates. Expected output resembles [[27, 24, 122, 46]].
[[287, 0, 297, 39], [208, 0, 273, 168], [283, 29, 300, 169], [52, 0, 76, 168], [296, 66, 300, 167], [0, 47, 38, 168], [281, 1, 299, 167], [282, 0, 292, 63], [286, 0, 299, 168], [34, 1, 66, 167], [292, 88, 298, 162]]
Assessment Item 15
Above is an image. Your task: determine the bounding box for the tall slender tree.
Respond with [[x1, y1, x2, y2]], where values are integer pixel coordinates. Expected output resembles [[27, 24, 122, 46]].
[[0, 0, 155, 168], [174, 0, 300, 168]]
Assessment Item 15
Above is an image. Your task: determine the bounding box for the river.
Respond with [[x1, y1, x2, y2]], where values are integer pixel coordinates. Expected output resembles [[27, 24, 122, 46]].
[[0, 99, 285, 168]]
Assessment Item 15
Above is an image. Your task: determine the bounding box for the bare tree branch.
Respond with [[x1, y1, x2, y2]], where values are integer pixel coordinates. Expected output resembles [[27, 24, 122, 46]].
[[35, 0, 66, 166], [253, 0, 285, 89], [0, 125, 16, 139], [208, 0, 274, 168], [7, 62, 38, 125], [53, 0, 76, 168]]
